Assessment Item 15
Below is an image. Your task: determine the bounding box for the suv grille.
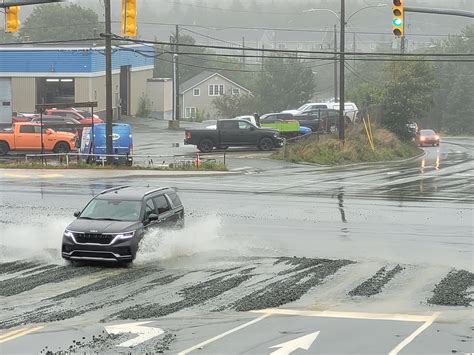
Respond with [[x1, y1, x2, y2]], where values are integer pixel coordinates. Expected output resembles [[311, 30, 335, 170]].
[[74, 233, 114, 244]]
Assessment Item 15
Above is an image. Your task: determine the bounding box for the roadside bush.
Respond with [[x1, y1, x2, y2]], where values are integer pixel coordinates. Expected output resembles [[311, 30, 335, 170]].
[[136, 95, 152, 118], [273, 125, 421, 165]]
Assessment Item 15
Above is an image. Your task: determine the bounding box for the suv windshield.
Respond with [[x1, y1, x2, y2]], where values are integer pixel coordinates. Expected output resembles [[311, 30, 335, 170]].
[[80, 199, 142, 221]]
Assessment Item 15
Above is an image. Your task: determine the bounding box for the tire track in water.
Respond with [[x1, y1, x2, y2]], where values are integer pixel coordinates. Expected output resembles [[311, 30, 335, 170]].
[[348, 265, 405, 297], [0, 265, 101, 297]]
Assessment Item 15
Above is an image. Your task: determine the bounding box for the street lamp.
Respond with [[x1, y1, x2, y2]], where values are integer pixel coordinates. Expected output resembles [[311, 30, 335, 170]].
[[303, 4, 387, 24], [303, 3, 387, 142]]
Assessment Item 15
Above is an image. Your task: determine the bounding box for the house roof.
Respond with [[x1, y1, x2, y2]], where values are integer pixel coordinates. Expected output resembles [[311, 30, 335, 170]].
[[179, 71, 251, 95]]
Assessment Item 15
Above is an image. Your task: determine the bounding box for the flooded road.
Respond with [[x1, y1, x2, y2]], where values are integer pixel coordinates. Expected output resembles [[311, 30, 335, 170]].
[[0, 138, 472, 354]]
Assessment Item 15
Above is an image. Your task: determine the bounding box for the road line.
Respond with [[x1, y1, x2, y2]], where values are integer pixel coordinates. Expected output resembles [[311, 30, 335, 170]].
[[388, 312, 440, 355], [177, 313, 271, 354], [1, 173, 30, 179], [0, 328, 27, 341], [0, 326, 44, 344], [38, 173, 65, 178], [250, 308, 433, 323]]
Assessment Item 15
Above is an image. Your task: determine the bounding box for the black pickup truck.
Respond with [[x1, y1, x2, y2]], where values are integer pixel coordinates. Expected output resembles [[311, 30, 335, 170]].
[[184, 119, 284, 153]]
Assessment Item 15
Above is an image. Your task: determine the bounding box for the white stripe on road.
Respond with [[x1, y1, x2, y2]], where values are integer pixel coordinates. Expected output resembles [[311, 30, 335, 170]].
[[0, 326, 44, 344], [250, 308, 434, 323], [388, 312, 440, 355], [177, 313, 271, 354]]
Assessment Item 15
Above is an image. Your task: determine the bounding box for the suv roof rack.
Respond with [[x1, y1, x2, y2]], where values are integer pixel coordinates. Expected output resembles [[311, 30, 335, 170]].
[[98, 185, 131, 196], [144, 187, 171, 196]]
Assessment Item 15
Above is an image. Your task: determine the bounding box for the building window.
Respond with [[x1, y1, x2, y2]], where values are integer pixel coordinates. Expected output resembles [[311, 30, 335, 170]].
[[208, 84, 224, 96], [185, 107, 196, 118], [278, 43, 286, 50], [232, 88, 240, 95], [193, 88, 200, 96], [297, 43, 303, 50]]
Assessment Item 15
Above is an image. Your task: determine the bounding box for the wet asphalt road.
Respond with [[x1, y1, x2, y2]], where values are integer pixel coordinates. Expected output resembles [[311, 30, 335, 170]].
[[0, 126, 472, 354]]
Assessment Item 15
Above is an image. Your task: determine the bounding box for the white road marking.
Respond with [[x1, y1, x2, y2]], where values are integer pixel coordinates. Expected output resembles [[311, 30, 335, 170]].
[[0, 326, 44, 344], [388, 312, 440, 355], [269, 331, 320, 355], [177, 313, 271, 355], [250, 308, 434, 323], [105, 321, 164, 348]]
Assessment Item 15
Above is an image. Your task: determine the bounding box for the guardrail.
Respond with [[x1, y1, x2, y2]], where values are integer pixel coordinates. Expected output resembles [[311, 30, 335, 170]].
[[22, 151, 227, 168]]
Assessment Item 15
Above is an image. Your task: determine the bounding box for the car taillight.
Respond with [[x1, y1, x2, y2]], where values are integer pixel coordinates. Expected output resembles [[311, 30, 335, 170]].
[[185, 132, 192, 140], [129, 144, 133, 154]]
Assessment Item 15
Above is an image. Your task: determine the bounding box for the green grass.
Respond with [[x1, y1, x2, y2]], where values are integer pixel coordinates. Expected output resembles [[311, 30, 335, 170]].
[[272, 125, 422, 165], [0, 160, 228, 171]]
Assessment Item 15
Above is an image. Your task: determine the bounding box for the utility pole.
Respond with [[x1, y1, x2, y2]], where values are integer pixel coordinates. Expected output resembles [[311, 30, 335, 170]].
[[173, 54, 178, 120], [261, 44, 265, 71], [353, 31, 356, 65], [175, 25, 180, 123], [333, 25, 338, 103], [242, 36, 246, 67], [104, 0, 113, 163], [400, 35, 405, 54], [339, 0, 345, 142]]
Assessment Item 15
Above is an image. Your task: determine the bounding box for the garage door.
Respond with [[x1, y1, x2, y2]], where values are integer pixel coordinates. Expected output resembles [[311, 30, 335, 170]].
[[0, 78, 12, 123]]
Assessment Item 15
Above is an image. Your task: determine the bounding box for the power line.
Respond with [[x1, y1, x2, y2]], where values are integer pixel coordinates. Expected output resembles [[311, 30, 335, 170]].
[[0, 38, 103, 46], [180, 27, 244, 48], [111, 34, 474, 58], [345, 63, 382, 87], [117, 45, 334, 73], [113, 20, 458, 38]]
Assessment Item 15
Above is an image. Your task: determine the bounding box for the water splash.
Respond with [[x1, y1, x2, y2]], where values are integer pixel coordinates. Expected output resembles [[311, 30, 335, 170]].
[[0, 218, 71, 265]]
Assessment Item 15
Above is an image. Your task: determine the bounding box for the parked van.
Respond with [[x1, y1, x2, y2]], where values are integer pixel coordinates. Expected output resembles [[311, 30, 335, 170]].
[[80, 123, 133, 165]]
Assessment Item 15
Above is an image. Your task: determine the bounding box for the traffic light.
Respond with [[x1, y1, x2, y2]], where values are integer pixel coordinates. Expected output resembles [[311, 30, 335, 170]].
[[122, 0, 137, 37], [5, 6, 20, 33], [392, 0, 404, 37]]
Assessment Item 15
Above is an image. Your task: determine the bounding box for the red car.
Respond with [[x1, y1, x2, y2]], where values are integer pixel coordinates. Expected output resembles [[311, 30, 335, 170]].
[[12, 113, 38, 123], [45, 108, 103, 125], [416, 129, 440, 147]]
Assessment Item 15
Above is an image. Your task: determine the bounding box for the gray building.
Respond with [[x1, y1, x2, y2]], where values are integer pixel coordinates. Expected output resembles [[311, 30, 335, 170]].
[[179, 71, 251, 120]]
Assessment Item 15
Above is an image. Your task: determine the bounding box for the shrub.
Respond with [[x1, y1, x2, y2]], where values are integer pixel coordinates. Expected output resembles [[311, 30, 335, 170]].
[[136, 95, 152, 118], [273, 125, 421, 165]]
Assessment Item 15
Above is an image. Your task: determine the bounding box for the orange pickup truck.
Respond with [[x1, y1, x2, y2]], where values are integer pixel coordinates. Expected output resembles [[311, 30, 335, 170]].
[[0, 123, 77, 155]]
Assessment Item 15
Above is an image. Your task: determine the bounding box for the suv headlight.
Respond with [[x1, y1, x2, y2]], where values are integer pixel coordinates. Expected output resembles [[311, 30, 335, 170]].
[[64, 230, 74, 238], [115, 231, 135, 240]]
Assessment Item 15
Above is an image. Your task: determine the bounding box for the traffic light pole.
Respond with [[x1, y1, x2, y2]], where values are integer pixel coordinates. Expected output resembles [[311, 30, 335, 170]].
[[404, 6, 474, 18], [104, 0, 113, 164], [338, 0, 345, 143]]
